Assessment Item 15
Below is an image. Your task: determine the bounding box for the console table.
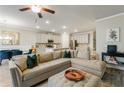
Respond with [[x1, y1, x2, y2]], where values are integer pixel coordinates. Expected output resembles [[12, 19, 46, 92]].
[[102, 52, 124, 61], [102, 52, 124, 70]]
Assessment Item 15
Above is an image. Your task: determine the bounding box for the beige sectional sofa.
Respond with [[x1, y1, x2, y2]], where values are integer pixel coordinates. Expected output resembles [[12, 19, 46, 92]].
[[9, 50, 106, 87], [71, 58, 106, 78]]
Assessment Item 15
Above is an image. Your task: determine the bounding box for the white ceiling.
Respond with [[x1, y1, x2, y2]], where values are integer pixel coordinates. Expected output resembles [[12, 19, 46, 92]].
[[0, 5, 124, 33]]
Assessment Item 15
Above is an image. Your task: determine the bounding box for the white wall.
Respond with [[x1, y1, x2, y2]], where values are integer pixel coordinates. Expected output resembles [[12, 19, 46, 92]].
[[61, 32, 69, 48], [0, 27, 37, 51], [96, 14, 124, 59]]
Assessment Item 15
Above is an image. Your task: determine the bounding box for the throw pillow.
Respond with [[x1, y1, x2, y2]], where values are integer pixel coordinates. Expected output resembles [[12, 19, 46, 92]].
[[53, 51, 62, 59], [63, 51, 71, 58], [68, 51, 71, 58], [27, 54, 38, 69], [13, 55, 27, 72], [61, 50, 65, 58], [63, 51, 68, 58], [38, 52, 53, 63]]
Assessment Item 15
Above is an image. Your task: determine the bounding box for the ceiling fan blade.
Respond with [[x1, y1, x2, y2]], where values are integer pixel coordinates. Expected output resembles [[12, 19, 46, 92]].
[[42, 8, 55, 14], [38, 13, 42, 18], [19, 7, 30, 11]]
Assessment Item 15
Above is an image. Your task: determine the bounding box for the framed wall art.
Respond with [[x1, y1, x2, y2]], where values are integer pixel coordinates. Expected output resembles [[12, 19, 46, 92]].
[[106, 28, 120, 42]]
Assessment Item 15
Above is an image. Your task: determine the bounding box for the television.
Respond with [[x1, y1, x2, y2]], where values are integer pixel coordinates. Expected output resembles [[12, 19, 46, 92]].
[[107, 45, 117, 54]]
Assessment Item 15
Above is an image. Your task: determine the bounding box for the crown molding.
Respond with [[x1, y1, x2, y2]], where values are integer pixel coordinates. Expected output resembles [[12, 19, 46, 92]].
[[96, 12, 124, 22]]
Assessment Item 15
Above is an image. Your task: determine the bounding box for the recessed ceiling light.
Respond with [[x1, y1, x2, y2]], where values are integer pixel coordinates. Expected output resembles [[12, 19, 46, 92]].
[[74, 29, 78, 32], [45, 20, 50, 24], [62, 25, 67, 29], [36, 26, 40, 29], [52, 29, 55, 32]]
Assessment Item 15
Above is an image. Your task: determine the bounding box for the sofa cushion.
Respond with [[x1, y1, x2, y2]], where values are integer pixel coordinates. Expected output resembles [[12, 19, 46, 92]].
[[71, 58, 106, 71], [12, 55, 27, 72], [38, 52, 53, 63], [23, 58, 71, 81], [53, 51, 62, 59]]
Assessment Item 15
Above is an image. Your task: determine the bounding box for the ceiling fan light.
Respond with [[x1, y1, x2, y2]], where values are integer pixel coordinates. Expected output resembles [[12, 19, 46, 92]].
[[31, 5, 41, 13]]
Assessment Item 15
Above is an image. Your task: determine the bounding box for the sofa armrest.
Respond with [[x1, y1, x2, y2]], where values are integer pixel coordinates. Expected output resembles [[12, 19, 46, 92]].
[[9, 60, 23, 87]]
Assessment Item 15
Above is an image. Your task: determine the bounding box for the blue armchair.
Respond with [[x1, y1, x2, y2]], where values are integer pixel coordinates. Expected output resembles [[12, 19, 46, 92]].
[[0, 49, 23, 65], [0, 50, 11, 65], [11, 49, 23, 57]]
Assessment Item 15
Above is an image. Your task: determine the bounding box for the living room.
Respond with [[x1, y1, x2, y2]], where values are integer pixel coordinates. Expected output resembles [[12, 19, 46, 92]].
[[0, 3, 124, 89]]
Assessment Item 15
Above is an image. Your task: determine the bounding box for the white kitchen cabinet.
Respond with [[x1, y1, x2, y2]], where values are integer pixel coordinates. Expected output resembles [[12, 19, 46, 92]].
[[71, 33, 89, 44], [36, 33, 61, 44]]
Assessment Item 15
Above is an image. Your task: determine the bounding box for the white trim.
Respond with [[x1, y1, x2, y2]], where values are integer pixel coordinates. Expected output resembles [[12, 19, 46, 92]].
[[96, 12, 124, 22]]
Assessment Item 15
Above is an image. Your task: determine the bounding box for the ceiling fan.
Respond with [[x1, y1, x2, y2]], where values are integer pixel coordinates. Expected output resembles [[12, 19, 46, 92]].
[[19, 5, 55, 18]]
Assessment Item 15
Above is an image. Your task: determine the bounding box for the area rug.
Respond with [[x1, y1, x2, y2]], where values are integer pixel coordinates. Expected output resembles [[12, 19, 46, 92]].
[[102, 68, 122, 87]]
